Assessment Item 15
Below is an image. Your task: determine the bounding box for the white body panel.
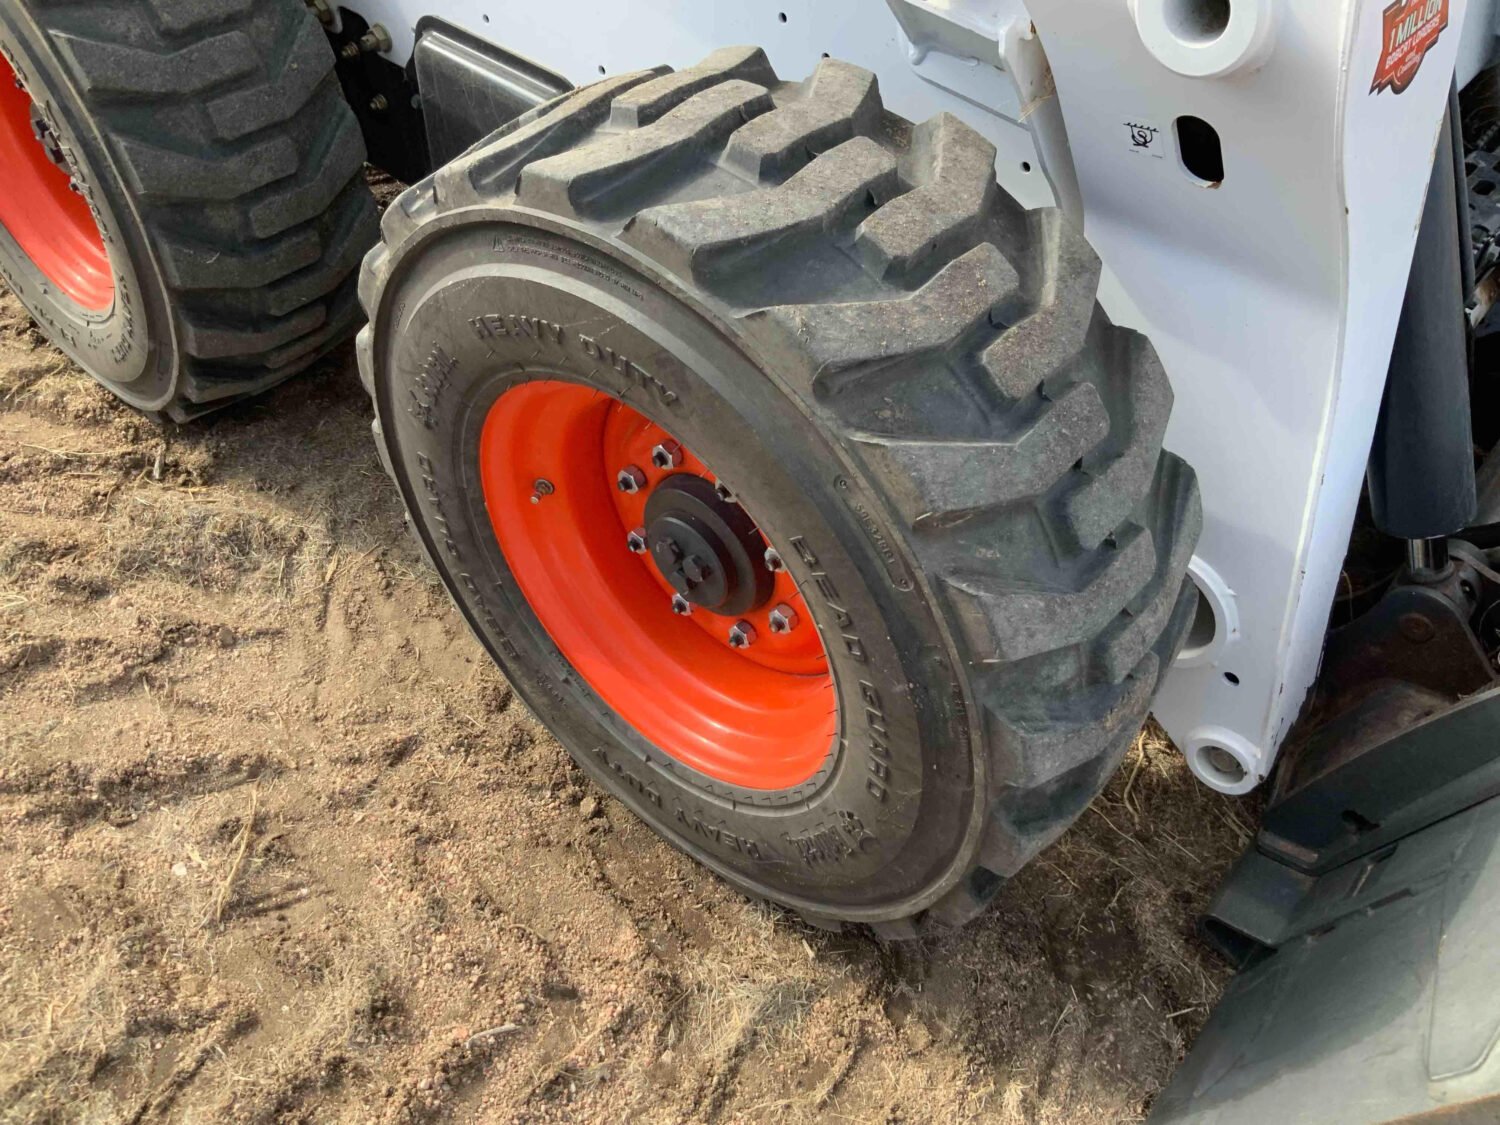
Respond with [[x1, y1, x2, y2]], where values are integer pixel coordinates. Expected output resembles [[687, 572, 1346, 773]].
[[350, 0, 1489, 793]]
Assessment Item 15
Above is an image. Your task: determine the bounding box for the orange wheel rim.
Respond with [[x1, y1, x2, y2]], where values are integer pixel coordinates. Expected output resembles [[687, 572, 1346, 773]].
[[0, 54, 111, 310], [479, 380, 837, 790]]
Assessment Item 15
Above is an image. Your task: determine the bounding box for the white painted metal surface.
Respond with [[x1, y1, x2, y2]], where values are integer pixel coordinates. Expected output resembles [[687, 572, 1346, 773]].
[[349, 0, 1490, 794], [1042, 0, 1465, 791]]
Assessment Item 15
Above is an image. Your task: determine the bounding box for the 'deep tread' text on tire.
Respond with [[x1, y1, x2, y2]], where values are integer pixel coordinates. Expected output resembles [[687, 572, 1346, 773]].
[[357, 48, 1202, 936], [0, 0, 377, 421]]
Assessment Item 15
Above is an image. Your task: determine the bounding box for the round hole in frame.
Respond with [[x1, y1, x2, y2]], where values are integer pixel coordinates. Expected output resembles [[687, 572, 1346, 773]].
[[1165, 0, 1232, 44], [1198, 744, 1247, 786], [1179, 577, 1218, 660]]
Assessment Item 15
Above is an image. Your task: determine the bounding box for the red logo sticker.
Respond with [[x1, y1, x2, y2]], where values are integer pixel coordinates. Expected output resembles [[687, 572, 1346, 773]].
[[1371, 0, 1449, 95]]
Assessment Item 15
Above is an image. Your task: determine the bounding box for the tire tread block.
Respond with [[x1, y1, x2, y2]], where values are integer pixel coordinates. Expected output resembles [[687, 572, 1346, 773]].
[[609, 46, 777, 127], [206, 16, 332, 140], [746, 243, 1019, 390], [940, 521, 1156, 664], [982, 660, 1157, 789], [518, 80, 775, 219], [53, 30, 256, 96], [178, 303, 324, 360], [624, 136, 898, 283], [261, 182, 375, 317], [724, 57, 880, 180], [850, 378, 1109, 524], [247, 115, 367, 239], [979, 216, 1100, 400], [1057, 331, 1174, 549], [855, 112, 997, 282], [145, 0, 257, 36], [158, 226, 321, 290], [117, 131, 297, 201], [1093, 456, 1201, 681], [437, 69, 664, 205]]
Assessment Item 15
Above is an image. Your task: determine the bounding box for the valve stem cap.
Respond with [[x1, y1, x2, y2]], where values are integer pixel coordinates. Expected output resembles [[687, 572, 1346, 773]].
[[727, 620, 757, 648]]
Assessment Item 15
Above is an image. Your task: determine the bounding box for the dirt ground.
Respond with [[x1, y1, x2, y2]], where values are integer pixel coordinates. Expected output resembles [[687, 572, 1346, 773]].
[[0, 262, 1256, 1122]]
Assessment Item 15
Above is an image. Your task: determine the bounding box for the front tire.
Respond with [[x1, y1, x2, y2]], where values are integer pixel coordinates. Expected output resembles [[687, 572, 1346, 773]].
[[359, 49, 1201, 935], [0, 0, 376, 420]]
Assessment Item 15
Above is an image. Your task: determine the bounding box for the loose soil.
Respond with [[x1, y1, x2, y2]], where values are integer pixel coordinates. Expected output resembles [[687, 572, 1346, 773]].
[[0, 236, 1253, 1122]]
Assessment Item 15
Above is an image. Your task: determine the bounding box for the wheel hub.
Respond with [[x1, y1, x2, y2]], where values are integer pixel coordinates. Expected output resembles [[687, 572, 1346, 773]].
[[644, 476, 773, 614], [477, 379, 836, 790]]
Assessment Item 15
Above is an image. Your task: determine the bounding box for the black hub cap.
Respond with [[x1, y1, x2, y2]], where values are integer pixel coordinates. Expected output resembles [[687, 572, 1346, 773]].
[[644, 475, 773, 615]]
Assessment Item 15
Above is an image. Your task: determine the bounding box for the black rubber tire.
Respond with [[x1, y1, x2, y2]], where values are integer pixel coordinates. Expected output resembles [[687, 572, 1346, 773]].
[[0, 0, 376, 421], [358, 48, 1202, 936]]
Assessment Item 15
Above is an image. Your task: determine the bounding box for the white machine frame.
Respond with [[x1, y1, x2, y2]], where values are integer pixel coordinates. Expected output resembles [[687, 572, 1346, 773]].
[[340, 0, 1500, 794]]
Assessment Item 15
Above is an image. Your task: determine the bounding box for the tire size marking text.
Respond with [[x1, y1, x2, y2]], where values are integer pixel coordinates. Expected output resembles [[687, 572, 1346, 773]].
[[468, 310, 677, 406], [415, 451, 461, 559], [788, 536, 867, 665], [674, 807, 769, 860], [834, 477, 913, 592], [858, 681, 895, 802], [408, 343, 457, 430], [786, 536, 892, 801], [785, 811, 878, 866], [590, 747, 663, 808]]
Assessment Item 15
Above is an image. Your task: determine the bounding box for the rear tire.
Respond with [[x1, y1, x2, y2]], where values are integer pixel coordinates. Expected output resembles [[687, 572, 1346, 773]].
[[359, 49, 1201, 935], [0, 0, 376, 420]]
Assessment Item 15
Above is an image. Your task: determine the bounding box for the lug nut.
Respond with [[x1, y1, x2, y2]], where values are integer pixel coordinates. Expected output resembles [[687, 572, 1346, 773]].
[[626, 528, 647, 553], [616, 464, 647, 494], [727, 620, 757, 648], [714, 480, 735, 503], [768, 604, 799, 634], [764, 547, 785, 572], [651, 440, 682, 470], [671, 594, 693, 616]]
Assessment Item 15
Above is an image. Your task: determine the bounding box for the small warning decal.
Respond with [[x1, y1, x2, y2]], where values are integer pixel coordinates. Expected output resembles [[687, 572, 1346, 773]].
[[1371, 0, 1449, 95], [1124, 122, 1163, 158]]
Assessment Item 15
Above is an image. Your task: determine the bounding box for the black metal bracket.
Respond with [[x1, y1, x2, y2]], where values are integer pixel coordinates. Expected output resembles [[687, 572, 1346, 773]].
[[1200, 544, 1500, 965], [331, 8, 430, 184]]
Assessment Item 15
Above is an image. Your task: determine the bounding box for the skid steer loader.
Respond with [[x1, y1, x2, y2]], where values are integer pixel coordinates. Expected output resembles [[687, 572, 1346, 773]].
[[3, 0, 1500, 1117]]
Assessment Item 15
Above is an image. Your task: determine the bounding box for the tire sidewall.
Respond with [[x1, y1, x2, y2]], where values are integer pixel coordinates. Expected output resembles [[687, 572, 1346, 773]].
[[372, 216, 985, 919], [0, 7, 176, 407]]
